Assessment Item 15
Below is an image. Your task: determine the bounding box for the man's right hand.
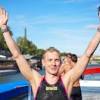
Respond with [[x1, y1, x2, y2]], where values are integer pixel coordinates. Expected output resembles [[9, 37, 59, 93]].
[[0, 7, 8, 27]]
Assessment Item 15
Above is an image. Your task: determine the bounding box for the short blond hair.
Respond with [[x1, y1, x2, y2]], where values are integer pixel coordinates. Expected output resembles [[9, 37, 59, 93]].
[[42, 47, 61, 59]]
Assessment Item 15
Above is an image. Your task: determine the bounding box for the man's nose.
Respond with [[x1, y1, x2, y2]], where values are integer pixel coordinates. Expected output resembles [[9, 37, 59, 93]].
[[52, 60, 56, 65]]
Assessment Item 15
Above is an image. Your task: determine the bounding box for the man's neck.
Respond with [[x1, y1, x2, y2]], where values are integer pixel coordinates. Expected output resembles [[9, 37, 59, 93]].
[[45, 73, 59, 85]]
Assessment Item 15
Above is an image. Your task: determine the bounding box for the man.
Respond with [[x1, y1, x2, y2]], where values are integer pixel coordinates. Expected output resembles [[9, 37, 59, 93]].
[[58, 53, 72, 76], [0, 7, 100, 100], [70, 54, 82, 100], [58, 53, 82, 100]]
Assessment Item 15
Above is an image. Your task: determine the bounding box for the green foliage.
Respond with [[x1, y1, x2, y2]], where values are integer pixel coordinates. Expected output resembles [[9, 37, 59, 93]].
[[36, 49, 45, 57], [0, 27, 44, 56], [17, 36, 37, 55], [0, 27, 12, 51], [60, 52, 67, 56], [0, 29, 7, 50]]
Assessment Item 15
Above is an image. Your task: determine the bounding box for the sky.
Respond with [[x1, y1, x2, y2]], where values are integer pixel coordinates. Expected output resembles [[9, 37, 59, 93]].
[[0, 0, 100, 55]]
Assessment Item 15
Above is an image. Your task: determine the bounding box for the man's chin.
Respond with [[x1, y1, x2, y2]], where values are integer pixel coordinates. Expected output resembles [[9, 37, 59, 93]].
[[48, 69, 59, 76], [51, 71, 58, 76]]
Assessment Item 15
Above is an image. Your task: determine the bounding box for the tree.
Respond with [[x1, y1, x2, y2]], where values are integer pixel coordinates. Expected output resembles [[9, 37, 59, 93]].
[[36, 49, 45, 57], [17, 36, 37, 55]]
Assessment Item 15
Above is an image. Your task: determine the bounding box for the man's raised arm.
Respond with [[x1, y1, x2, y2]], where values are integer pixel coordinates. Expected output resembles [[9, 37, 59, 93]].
[[0, 7, 41, 83], [67, 29, 100, 84]]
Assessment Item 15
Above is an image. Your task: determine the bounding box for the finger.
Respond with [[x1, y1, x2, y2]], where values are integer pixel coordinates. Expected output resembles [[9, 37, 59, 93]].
[[0, 7, 2, 14], [3, 8, 7, 17], [0, 7, 4, 14], [2, 7, 6, 15], [5, 11, 8, 21]]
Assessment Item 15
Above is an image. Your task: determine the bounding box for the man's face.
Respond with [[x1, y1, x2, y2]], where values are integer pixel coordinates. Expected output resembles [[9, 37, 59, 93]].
[[63, 55, 71, 65], [42, 51, 61, 75]]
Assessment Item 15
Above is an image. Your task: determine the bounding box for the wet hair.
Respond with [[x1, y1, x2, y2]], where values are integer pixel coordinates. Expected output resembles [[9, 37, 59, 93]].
[[65, 53, 72, 58], [42, 47, 61, 59], [71, 54, 77, 63]]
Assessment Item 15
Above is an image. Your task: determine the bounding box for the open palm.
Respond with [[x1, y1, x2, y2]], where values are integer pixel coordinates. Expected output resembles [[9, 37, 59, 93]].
[[0, 8, 8, 27]]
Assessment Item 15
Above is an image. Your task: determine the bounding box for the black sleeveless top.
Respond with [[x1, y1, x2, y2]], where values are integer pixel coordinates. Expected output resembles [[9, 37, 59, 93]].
[[35, 77, 68, 100]]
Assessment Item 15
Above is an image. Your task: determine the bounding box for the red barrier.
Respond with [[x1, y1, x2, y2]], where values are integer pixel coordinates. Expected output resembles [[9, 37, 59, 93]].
[[84, 67, 100, 75]]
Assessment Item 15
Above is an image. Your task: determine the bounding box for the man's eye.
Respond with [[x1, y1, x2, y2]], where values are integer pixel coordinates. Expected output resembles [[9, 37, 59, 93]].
[[55, 59, 60, 62], [48, 59, 52, 61]]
